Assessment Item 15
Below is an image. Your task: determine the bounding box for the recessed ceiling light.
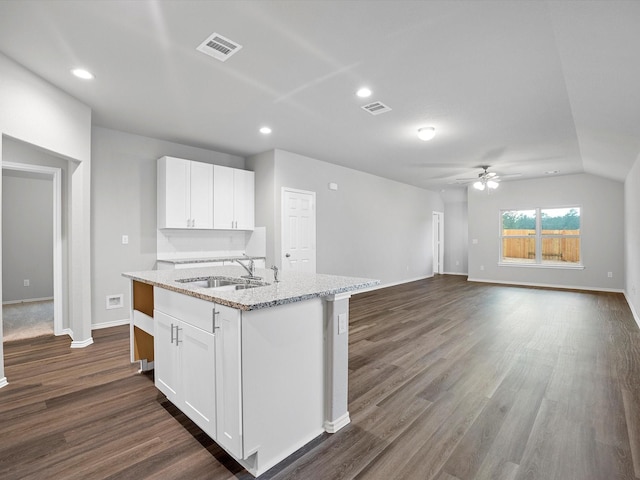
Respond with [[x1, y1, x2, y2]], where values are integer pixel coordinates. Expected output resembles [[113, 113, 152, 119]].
[[259, 126, 272, 135], [71, 68, 94, 80], [417, 126, 436, 141], [356, 87, 372, 98]]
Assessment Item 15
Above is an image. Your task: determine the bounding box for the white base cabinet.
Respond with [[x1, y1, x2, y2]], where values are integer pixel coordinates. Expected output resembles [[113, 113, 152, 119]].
[[152, 287, 324, 477], [154, 309, 216, 438]]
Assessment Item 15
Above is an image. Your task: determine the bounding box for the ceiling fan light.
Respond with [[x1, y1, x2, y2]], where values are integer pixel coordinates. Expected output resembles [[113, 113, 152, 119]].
[[487, 180, 499, 189], [473, 181, 485, 191], [417, 126, 436, 141]]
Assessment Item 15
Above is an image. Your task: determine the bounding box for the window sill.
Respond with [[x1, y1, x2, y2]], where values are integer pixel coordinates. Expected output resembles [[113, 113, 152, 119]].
[[498, 262, 585, 270]]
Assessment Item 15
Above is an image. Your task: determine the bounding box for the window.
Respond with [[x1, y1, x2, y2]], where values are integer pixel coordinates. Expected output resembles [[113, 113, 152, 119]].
[[500, 207, 581, 266]]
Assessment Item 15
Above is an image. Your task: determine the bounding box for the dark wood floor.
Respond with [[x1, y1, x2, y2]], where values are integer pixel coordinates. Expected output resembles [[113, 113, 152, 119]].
[[2, 275, 639, 479]]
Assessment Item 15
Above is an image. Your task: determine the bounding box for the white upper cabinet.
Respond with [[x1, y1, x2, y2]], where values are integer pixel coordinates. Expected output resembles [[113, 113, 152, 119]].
[[213, 165, 254, 230], [157, 156, 213, 229]]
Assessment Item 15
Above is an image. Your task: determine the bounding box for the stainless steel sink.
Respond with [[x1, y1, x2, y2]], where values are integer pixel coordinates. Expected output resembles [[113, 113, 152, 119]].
[[176, 276, 268, 290]]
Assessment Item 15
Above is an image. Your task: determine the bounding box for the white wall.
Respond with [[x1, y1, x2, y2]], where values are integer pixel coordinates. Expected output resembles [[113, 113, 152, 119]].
[[625, 154, 640, 324], [443, 199, 469, 275], [468, 173, 625, 291], [0, 52, 92, 384], [248, 149, 443, 285], [2, 171, 53, 302], [90, 127, 244, 327]]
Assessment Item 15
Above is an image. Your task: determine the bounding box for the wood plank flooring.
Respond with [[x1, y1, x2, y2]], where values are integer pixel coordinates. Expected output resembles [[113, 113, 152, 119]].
[[2, 275, 640, 479]]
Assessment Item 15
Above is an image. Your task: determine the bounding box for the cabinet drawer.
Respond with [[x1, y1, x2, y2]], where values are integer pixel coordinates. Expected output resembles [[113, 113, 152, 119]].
[[154, 287, 216, 333]]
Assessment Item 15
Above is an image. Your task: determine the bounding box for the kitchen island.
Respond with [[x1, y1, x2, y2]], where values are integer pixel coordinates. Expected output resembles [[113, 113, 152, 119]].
[[122, 266, 378, 477]]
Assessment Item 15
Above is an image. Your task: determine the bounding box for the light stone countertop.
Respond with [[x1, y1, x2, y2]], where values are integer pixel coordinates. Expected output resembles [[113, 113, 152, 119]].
[[123, 265, 379, 311]]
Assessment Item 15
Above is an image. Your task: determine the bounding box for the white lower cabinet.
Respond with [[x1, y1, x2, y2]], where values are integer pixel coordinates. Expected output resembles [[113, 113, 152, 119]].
[[153, 287, 324, 477], [154, 309, 216, 438], [154, 288, 241, 456]]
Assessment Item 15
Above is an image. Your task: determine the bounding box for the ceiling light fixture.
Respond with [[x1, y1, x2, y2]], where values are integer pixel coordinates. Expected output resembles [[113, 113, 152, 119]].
[[473, 178, 499, 191], [71, 68, 94, 80], [417, 126, 436, 141], [356, 87, 372, 98], [259, 126, 272, 134]]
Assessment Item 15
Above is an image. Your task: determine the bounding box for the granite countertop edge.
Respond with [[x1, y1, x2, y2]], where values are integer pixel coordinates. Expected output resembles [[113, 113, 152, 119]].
[[123, 266, 379, 311]]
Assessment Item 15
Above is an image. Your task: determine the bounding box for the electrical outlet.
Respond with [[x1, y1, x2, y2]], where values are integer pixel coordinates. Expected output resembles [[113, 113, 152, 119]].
[[122, 235, 129, 245], [23, 279, 30, 287], [480, 265, 485, 271], [607, 272, 613, 278]]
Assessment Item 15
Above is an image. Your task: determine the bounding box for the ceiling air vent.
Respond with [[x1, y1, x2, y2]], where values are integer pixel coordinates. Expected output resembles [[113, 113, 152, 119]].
[[196, 32, 243, 62], [361, 101, 392, 115]]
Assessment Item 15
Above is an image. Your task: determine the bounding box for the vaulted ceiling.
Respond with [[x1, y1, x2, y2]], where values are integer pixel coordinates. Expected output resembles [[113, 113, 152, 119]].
[[1, 0, 639, 191]]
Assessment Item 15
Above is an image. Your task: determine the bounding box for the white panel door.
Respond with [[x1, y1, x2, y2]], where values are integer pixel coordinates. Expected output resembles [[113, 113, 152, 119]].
[[281, 188, 316, 272], [432, 211, 444, 274]]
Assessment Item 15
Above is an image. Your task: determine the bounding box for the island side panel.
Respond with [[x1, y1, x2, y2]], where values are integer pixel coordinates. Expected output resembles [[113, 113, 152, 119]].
[[241, 298, 325, 477], [324, 293, 352, 432]]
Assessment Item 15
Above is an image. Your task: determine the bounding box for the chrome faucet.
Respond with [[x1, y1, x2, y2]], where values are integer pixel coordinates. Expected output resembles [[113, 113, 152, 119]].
[[270, 265, 279, 283], [235, 254, 260, 279]]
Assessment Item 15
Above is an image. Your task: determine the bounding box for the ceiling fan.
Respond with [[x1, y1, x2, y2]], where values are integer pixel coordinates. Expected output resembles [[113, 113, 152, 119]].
[[455, 166, 520, 190]]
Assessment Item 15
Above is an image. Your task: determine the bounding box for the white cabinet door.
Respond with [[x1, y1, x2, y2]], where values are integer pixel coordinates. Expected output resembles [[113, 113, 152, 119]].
[[180, 320, 217, 438], [158, 157, 190, 229], [213, 165, 235, 229], [189, 161, 214, 229], [233, 169, 254, 230], [154, 310, 180, 402], [158, 157, 214, 229], [214, 303, 243, 459], [213, 165, 254, 230]]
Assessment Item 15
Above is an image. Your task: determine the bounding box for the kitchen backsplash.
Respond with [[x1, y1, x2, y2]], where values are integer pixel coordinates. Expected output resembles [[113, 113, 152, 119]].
[[157, 226, 266, 260]]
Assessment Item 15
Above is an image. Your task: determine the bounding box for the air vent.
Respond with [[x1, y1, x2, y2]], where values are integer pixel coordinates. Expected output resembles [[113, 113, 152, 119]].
[[196, 32, 243, 62], [361, 101, 392, 115]]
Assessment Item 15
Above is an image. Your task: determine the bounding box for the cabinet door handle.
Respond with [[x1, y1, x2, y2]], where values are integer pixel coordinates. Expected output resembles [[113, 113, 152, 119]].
[[170, 323, 175, 344], [212, 309, 220, 332], [175, 326, 182, 345]]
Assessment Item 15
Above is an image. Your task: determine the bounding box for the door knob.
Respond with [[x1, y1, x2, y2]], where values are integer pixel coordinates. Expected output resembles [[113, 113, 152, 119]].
[[285, 253, 291, 258]]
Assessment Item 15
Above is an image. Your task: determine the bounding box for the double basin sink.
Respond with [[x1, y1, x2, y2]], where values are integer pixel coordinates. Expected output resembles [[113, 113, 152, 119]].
[[177, 276, 269, 292]]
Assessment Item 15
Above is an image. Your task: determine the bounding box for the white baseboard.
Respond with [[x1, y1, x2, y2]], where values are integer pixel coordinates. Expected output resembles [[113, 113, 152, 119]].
[[624, 290, 640, 330], [92, 318, 129, 330], [443, 271, 468, 276], [2, 296, 54, 305], [0, 377, 8, 389], [467, 277, 624, 294], [70, 337, 94, 349], [324, 412, 351, 433]]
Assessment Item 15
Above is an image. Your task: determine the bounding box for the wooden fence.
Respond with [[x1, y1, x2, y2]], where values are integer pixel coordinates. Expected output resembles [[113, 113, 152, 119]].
[[502, 229, 580, 263]]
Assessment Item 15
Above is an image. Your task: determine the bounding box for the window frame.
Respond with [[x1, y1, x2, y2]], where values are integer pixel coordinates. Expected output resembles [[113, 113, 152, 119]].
[[498, 206, 584, 270]]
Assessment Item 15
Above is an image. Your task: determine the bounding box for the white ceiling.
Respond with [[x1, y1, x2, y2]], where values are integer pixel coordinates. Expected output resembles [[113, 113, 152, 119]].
[[1, 0, 639, 192]]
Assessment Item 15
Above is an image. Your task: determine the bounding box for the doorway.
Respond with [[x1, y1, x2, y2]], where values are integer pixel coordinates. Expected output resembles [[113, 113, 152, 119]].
[[281, 187, 316, 273], [2, 161, 63, 337], [432, 211, 444, 275]]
